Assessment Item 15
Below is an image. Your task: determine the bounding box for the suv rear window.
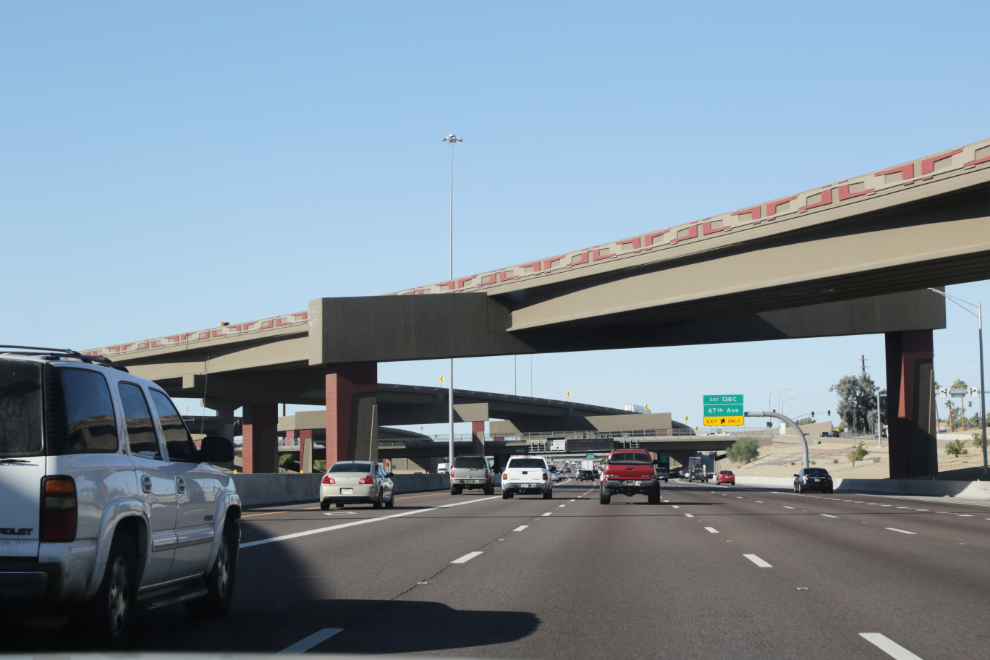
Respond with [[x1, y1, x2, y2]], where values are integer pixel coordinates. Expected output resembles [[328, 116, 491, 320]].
[[507, 458, 545, 469], [0, 359, 43, 458], [609, 451, 651, 464], [329, 461, 373, 473], [453, 456, 487, 469]]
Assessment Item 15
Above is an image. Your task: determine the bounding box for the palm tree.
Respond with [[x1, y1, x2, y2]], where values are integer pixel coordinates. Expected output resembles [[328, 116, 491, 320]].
[[945, 400, 954, 433]]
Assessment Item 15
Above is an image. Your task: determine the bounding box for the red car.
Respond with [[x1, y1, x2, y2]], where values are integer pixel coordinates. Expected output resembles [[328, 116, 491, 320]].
[[716, 470, 736, 485], [600, 449, 660, 505]]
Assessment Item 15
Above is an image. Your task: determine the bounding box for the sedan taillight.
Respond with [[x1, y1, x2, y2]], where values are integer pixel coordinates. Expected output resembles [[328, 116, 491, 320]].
[[40, 476, 77, 542], [358, 475, 375, 485], [322, 475, 335, 485]]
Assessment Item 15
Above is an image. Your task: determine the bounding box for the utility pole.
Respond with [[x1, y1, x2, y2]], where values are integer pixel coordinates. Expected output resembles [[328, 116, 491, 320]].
[[442, 133, 462, 469], [861, 355, 866, 377]]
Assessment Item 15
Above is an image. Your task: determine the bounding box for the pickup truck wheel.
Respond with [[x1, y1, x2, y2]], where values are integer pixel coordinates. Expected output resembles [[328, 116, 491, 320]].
[[543, 488, 553, 500], [320, 500, 331, 511], [648, 483, 661, 504], [80, 532, 137, 649], [600, 489, 611, 505], [502, 490, 513, 499], [187, 518, 239, 619]]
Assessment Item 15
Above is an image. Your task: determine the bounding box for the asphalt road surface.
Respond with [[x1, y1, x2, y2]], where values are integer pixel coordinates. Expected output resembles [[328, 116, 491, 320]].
[[7, 477, 990, 659]]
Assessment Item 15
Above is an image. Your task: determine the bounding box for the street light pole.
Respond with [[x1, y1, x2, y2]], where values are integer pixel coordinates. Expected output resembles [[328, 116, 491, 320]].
[[928, 288, 987, 478], [442, 133, 462, 469]]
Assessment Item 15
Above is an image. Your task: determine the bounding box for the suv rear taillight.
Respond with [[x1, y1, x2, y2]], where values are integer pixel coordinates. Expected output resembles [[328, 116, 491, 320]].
[[450, 470, 454, 478], [485, 470, 489, 478], [40, 476, 77, 542], [322, 475, 335, 485], [358, 476, 374, 485]]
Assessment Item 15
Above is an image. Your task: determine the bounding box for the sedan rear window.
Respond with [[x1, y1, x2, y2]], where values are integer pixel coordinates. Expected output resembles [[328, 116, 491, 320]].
[[329, 461, 373, 473], [804, 468, 830, 476], [507, 458, 545, 469], [0, 359, 43, 458], [453, 456, 487, 469], [609, 452, 651, 464]]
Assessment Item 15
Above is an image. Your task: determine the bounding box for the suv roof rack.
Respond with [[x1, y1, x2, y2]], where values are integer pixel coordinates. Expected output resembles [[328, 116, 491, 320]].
[[0, 345, 129, 373]]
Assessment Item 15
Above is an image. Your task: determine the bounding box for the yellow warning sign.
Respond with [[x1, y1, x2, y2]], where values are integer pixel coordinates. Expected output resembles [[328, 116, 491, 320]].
[[703, 416, 743, 426]]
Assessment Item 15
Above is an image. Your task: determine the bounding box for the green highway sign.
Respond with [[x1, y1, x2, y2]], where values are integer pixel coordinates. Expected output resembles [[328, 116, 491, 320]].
[[703, 394, 744, 426], [586, 454, 595, 459]]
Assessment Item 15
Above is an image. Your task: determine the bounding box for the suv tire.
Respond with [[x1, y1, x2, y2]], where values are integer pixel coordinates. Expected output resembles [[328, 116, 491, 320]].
[[80, 531, 138, 649], [187, 517, 239, 618]]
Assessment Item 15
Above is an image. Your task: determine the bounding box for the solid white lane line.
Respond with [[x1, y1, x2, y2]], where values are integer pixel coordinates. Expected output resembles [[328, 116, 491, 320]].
[[451, 551, 483, 564], [684, 514, 694, 518], [542, 513, 552, 517], [859, 633, 924, 659], [242, 496, 499, 549], [279, 628, 344, 654], [743, 554, 772, 568], [705, 527, 719, 534], [886, 528, 916, 535], [821, 514, 838, 518], [783, 506, 795, 510], [513, 525, 528, 532]]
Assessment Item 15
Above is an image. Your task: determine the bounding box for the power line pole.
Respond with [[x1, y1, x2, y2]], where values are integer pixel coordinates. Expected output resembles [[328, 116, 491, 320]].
[[442, 133, 462, 469]]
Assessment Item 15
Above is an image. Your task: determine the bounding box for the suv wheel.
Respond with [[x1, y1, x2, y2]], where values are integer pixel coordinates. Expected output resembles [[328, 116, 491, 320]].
[[450, 485, 458, 496], [80, 532, 137, 648], [187, 517, 239, 618]]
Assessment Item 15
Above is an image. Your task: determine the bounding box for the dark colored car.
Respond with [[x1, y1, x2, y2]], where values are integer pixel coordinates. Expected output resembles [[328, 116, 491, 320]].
[[830, 430, 840, 438], [577, 469, 596, 481], [794, 467, 833, 493], [716, 470, 735, 485]]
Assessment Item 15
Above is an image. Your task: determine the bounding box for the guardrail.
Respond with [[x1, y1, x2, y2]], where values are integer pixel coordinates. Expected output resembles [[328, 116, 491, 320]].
[[231, 473, 451, 507]]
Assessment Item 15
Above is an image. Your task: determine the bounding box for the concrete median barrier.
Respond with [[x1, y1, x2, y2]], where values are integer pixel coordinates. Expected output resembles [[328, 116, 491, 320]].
[[735, 475, 990, 500], [231, 472, 452, 507]]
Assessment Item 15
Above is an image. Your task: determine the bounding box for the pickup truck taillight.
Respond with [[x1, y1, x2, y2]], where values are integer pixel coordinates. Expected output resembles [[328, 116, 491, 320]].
[[542, 473, 548, 481], [40, 476, 77, 542], [322, 475, 335, 485], [358, 476, 375, 485]]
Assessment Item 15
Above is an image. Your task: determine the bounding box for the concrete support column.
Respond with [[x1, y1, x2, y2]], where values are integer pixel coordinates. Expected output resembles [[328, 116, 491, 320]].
[[242, 403, 278, 474], [216, 409, 236, 441], [325, 362, 378, 465], [886, 330, 939, 479], [471, 421, 485, 455], [299, 430, 313, 473]]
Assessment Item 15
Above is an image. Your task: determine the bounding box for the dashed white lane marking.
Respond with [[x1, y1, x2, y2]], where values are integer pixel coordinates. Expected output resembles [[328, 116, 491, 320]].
[[783, 506, 795, 510], [684, 514, 694, 518], [956, 514, 973, 517], [886, 528, 916, 535], [755, 501, 764, 503], [279, 628, 344, 653], [513, 525, 528, 532], [859, 633, 924, 659], [881, 504, 892, 507], [705, 527, 719, 534], [672, 506, 680, 509], [570, 499, 576, 502], [744, 554, 772, 568], [821, 514, 838, 518], [451, 551, 483, 564], [542, 513, 552, 517], [242, 496, 499, 548], [558, 504, 566, 508], [897, 506, 910, 509]]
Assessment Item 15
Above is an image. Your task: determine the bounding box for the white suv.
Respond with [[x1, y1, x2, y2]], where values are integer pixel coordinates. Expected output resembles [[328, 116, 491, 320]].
[[0, 347, 241, 647]]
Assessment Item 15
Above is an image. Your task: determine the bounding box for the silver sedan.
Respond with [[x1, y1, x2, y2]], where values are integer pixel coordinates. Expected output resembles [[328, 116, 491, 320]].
[[320, 461, 395, 510]]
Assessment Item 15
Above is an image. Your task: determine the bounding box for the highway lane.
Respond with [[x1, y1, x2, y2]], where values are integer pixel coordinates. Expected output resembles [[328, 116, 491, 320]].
[[5, 478, 988, 658]]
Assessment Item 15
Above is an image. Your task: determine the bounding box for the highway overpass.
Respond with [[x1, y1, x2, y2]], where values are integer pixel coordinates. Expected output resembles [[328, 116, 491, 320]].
[[84, 137, 990, 478]]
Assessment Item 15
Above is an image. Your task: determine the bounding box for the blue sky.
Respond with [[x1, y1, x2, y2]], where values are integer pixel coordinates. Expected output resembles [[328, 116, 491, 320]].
[[2, 1, 987, 434]]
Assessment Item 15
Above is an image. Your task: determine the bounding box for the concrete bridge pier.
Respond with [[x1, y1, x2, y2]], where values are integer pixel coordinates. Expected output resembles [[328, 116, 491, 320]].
[[325, 362, 379, 464], [243, 403, 278, 474], [472, 422, 485, 455], [886, 330, 939, 478]]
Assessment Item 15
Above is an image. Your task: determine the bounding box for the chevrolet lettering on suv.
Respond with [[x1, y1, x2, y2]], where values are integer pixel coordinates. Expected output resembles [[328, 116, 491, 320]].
[[0, 348, 241, 648], [600, 449, 660, 505]]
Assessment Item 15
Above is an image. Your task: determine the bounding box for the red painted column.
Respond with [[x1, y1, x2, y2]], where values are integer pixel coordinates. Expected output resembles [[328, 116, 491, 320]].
[[242, 403, 278, 474], [325, 363, 378, 465], [885, 330, 939, 479], [471, 421, 485, 454]]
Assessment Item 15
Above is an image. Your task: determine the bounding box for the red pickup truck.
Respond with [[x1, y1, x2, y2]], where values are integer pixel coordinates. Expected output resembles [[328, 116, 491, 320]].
[[600, 449, 661, 505]]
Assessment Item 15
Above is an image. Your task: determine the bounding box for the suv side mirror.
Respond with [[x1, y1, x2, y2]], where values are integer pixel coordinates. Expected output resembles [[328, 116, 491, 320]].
[[200, 436, 234, 463]]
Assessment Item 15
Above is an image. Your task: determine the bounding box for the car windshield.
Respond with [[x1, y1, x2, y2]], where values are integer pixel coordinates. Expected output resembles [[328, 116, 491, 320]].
[[507, 458, 545, 469], [453, 456, 487, 469], [720, 471, 733, 475], [329, 461, 373, 473], [609, 452, 651, 464], [0, 359, 44, 458]]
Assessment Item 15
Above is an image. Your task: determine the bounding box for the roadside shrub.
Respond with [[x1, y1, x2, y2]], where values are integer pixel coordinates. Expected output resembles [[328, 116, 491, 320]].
[[944, 440, 965, 458], [314, 460, 327, 472], [873, 457, 881, 463], [973, 434, 985, 450], [726, 436, 760, 464], [810, 461, 817, 466], [278, 453, 292, 468], [847, 441, 869, 468], [833, 459, 838, 464]]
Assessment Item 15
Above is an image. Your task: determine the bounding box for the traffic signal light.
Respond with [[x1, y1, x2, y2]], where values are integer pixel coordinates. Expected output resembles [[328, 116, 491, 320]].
[[766, 422, 772, 428], [828, 410, 831, 416]]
